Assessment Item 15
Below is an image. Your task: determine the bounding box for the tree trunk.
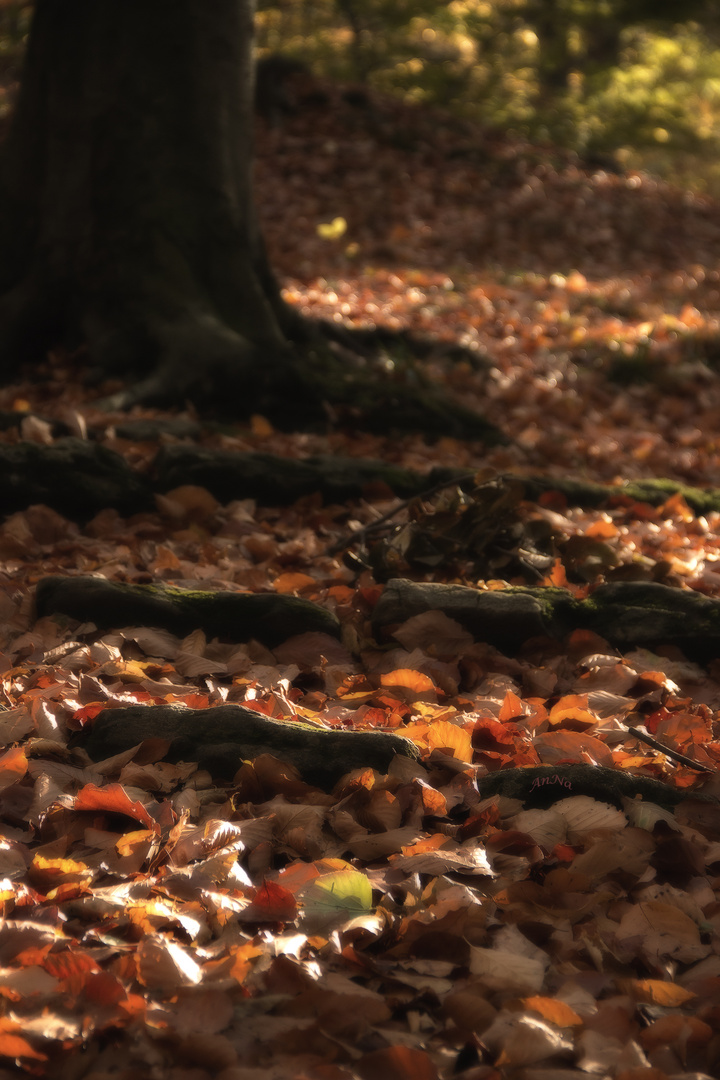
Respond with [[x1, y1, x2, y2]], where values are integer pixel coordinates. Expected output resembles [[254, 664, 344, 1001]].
[[528, 0, 573, 97], [0, 1, 503, 440], [0, 0, 317, 417]]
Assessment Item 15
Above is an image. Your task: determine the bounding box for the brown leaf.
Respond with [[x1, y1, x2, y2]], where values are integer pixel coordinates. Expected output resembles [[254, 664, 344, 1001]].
[[356, 1046, 439, 1080]]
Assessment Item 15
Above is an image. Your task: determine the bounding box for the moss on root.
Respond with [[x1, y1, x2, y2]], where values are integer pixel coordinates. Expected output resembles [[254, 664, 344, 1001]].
[[35, 575, 340, 649]]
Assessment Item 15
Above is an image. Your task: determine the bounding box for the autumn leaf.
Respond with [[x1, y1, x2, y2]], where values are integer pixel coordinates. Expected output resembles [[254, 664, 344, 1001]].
[[316, 216, 347, 239], [522, 994, 583, 1026], [273, 571, 317, 594], [5, 52, 720, 1079], [0, 746, 27, 790], [620, 978, 696, 1007], [243, 880, 298, 923], [0, 1030, 46, 1061], [302, 869, 373, 917], [356, 1046, 439, 1080], [73, 783, 160, 832], [426, 719, 472, 761], [380, 668, 436, 695]]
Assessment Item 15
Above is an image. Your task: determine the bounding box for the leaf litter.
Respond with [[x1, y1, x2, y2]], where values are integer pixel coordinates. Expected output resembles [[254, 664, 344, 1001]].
[[0, 87, 719, 1079]]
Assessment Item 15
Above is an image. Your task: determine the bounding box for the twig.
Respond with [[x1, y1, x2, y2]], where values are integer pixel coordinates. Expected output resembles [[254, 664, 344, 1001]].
[[627, 726, 715, 773], [328, 471, 477, 555]]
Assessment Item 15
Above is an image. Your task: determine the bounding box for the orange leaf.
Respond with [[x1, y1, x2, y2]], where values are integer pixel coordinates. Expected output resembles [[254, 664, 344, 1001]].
[[622, 979, 696, 1007], [273, 572, 316, 594], [549, 693, 588, 718], [660, 492, 694, 522], [278, 858, 353, 894], [180, 692, 211, 709], [72, 703, 105, 727], [229, 942, 264, 984], [0, 1032, 46, 1061], [427, 720, 472, 761], [586, 518, 619, 538], [639, 1014, 712, 1051], [542, 559, 568, 587], [380, 669, 435, 692], [337, 674, 375, 699], [472, 718, 518, 751], [499, 690, 525, 721], [115, 830, 155, 858], [250, 414, 274, 437], [523, 995, 583, 1026], [30, 855, 92, 884], [0, 746, 27, 790], [46, 882, 92, 903], [328, 584, 354, 603], [400, 834, 447, 856], [415, 781, 448, 816], [357, 1046, 439, 1080], [548, 694, 596, 729], [43, 949, 101, 984], [73, 783, 159, 832]]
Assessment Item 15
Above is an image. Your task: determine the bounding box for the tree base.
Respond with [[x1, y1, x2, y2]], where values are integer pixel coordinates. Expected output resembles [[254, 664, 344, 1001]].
[[89, 313, 504, 440]]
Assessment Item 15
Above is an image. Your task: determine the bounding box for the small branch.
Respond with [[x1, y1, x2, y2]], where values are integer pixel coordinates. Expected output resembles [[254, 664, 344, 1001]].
[[627, 726, 715, 774], [328, 471, 477, 555]]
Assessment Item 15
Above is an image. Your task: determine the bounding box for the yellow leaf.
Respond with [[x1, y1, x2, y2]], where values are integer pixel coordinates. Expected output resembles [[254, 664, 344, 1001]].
[[229, 942, 264, 984], [316, 216, 347, 240]]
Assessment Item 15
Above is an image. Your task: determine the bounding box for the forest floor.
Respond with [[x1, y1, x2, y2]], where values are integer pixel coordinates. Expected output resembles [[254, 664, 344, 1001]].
[[1, 84, 720, 1079]]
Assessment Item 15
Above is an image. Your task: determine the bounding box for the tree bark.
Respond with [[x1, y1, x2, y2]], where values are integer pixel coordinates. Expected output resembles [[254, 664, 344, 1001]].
[[0, 0, 318, 416]]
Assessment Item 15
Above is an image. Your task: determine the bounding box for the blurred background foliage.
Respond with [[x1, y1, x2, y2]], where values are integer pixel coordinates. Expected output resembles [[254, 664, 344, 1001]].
[[1, 1, 720, 193], [255, 0, 720, 193]]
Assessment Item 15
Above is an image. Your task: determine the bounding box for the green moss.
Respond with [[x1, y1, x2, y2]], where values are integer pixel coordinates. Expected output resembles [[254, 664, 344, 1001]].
[[520, 474, 720, 516], [35, 575, 341, 649], [619, 479, 720, 516], [504, 584, 580, 631]]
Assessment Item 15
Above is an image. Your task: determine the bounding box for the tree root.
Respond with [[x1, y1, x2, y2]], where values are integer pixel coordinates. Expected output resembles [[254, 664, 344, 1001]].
[[78, 703, 420, 789], [35, 575, 341, 648]]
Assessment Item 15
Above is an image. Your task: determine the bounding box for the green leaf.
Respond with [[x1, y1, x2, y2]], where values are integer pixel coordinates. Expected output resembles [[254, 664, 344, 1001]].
[[302, 869, 373, 917]]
